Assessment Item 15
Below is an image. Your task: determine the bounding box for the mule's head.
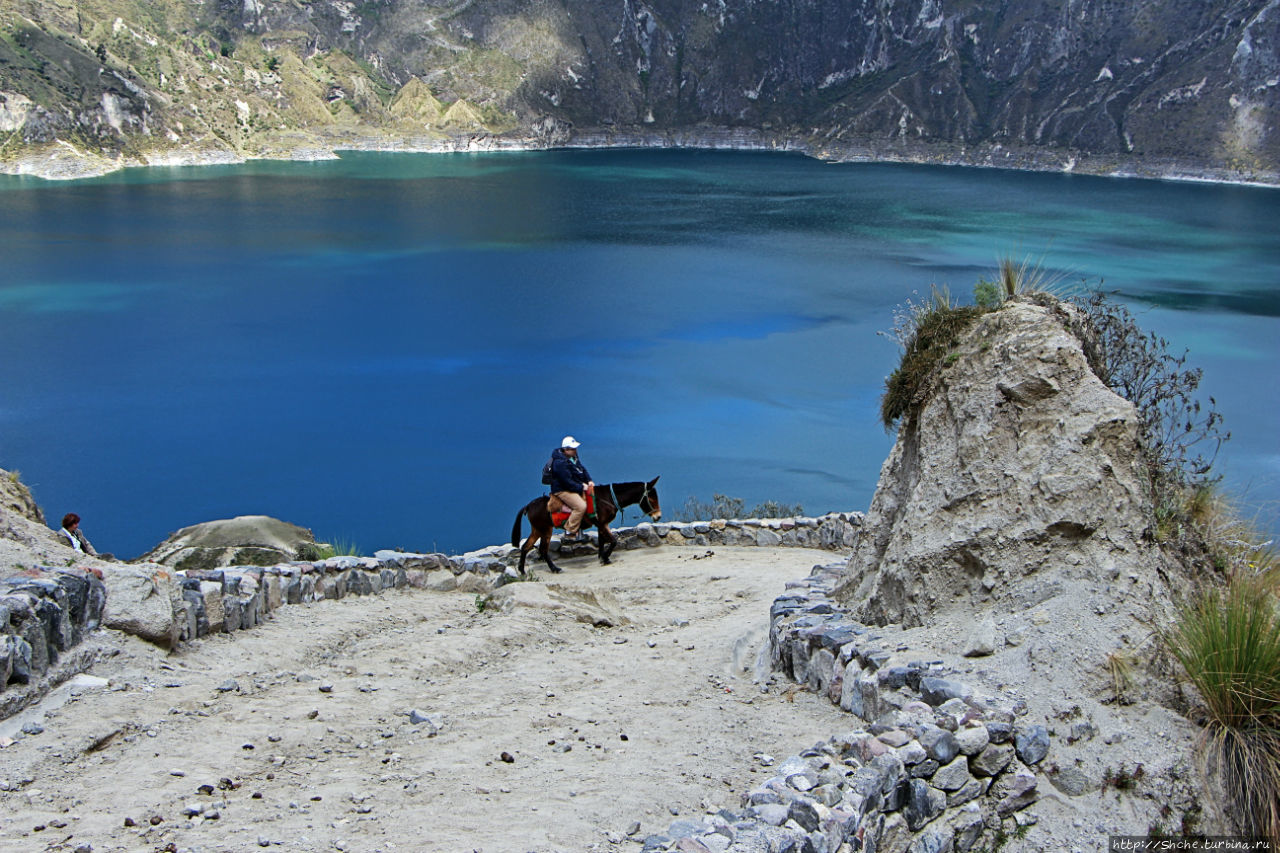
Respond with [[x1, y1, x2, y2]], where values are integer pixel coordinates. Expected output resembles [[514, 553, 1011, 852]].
[[640, 476, 662, 521]]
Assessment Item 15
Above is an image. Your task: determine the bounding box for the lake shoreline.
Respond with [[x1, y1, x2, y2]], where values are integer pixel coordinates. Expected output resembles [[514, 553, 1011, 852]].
[[3, 127, 1278, 189]]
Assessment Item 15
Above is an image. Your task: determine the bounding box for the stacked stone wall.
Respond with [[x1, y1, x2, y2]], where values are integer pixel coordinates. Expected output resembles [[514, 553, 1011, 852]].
[[1, 571, 106, 718], [637, 562, 1048, 853], [2, 513, 862, 716], [171, 513, 861, 643]]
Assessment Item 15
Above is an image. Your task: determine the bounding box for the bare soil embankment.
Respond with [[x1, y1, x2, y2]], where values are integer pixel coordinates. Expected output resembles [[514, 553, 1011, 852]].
[[0, 546, 848, 853]]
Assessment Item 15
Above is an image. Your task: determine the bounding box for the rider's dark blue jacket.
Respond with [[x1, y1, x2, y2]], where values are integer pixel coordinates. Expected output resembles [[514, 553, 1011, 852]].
[[549, 448, 592, 495]]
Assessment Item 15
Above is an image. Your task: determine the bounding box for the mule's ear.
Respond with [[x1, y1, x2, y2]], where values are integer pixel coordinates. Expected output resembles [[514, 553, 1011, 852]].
[[649, 476, 660, 485]]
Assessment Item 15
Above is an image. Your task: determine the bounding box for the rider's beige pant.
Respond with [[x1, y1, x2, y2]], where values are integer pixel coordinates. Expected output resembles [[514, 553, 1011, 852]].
[[554, 491, 588, 535]]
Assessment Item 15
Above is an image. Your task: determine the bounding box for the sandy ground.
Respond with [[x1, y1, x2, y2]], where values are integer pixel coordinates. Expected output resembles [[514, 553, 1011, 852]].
[[0, 546, 851, 853]]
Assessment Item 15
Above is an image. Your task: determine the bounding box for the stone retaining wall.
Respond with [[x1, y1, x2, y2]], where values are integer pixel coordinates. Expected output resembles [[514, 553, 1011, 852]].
[[0, 571, 106, 719], [1, 513, 863, 716], [638, 562, 1048, 853]]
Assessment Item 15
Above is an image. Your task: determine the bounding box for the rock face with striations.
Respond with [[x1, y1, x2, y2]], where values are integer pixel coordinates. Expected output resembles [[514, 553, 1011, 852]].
[[835, 299, 1161, 627], [1, 1, 1277, 180]]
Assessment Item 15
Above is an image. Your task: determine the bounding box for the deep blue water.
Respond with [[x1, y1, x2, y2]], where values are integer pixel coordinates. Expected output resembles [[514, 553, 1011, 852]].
[[1, 150, 1277, 559]]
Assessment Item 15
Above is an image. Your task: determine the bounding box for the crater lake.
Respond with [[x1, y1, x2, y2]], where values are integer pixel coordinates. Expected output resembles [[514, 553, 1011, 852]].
[[1, 149, 1277, 558]]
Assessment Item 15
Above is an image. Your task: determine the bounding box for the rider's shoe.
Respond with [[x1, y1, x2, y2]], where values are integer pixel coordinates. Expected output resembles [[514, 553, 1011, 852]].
[[562, 533, 584, 543]]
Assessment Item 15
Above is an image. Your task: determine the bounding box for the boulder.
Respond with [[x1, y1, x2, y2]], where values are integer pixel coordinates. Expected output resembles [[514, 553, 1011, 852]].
[[101, 566, 184, 648], [1014, 724, 1050, 765], [905, 779, 947, 831], [917, 726, 960, 764], [920, 677, 972, 706], [961, 619, 997, 657], [931, 755, 972, 792], [141, 516, 316, 570], [954, 725, 990, 756], [970, 743, 1015, 778], [993, 761, 1039, 814]]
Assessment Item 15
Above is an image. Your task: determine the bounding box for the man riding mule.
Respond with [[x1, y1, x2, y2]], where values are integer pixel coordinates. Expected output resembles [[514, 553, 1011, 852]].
[[547, 436, 594, 543], [513, 437, 661, 575]]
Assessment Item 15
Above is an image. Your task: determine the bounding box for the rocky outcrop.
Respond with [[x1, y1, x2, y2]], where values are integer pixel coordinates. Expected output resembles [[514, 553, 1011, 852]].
[[141, 515, 318, 570], [835, 299, 1178, 627], [0, 469, 113, 574], [1, 1, 1277, 181], [0, 472, 45, 526]]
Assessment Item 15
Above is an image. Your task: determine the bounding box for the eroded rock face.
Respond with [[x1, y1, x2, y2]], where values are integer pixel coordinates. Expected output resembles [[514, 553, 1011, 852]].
[[835, 300, 1158, 627], [0, 470, 45, 526], [142, 515, 316, 570]]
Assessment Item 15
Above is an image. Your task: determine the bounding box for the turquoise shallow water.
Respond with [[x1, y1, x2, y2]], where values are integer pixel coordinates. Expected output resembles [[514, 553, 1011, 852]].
[[1, 150, 1277, 558]]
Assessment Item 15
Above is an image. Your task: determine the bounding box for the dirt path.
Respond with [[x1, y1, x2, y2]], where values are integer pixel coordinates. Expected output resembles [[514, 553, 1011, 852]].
[[0, 547, 852, 853]]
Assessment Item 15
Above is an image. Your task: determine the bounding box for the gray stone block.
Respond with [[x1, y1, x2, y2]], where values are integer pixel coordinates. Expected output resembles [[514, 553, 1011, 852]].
[[808, 648, 835, 696], [1014, 725, 1050, 765], [919, 677, 972, 706], [182, 587, 208, 637], [904, 779, 946, 831], [222, 595, 241, 632], [787, 799, 821, 832], [3, 634, 33, 684], [947, 777, 987, 807], [970, 743, 1014, 778], [918, 726, 959, 763], [985, 721, 1013, 743], [994, 762, 1039, 814], [750, 803, 790, 826], [931, 755, 972, 791], [909, 823, 955, 853]]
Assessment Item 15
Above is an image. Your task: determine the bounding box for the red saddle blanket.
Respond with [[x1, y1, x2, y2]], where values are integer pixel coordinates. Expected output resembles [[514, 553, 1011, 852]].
[[550, 492, 595, 529]]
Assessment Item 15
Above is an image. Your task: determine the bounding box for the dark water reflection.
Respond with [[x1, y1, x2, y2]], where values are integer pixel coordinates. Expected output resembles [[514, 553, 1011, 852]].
[[1, 150, 1276, 557]]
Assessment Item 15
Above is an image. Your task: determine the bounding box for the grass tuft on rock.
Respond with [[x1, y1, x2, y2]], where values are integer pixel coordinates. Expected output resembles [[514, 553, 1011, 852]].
[[309, 538, 362, 559], [1165, 575, 1280, 844], [880, 286, 983, 430]]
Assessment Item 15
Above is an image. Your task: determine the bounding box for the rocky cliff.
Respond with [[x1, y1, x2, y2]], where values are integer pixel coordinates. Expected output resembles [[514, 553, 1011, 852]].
[[2, 0, 1277, 180], [816, 299, 1220, 845], [834, 298, 1189, 628]]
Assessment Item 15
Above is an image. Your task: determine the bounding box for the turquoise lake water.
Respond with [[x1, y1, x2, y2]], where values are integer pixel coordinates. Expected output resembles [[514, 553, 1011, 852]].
[[1, 149, 1277, 558]]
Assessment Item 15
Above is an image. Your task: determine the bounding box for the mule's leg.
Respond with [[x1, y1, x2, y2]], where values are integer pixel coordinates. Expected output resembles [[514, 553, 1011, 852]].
[[538, 523, 562, 573], [518, 532, 536, 575], [598, 524, 617, 565]]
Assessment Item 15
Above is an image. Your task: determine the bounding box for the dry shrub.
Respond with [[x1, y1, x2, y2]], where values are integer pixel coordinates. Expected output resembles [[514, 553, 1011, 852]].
[[1184, 485, 1278, 579], [1107, 650, 1136, 704], [1068, 291, 1228, 518]]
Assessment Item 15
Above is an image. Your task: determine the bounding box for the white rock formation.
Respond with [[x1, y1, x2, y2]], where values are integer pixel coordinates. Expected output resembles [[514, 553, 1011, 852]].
[[836, 299, 1168, 626]]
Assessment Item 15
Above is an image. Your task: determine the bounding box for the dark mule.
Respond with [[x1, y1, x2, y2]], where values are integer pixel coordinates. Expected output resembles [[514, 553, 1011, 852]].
[[510, 477, 661, 575]]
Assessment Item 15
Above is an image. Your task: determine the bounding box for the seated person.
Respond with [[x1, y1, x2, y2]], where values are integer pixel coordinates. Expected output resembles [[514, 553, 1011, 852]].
[[59, 512, 100, 557]]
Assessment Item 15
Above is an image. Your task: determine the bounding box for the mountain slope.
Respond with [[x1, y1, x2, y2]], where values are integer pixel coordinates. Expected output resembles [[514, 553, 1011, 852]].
[[2, 0, 1277, 179]]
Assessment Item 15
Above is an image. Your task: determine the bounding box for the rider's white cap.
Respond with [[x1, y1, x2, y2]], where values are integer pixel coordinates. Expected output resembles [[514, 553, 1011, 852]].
[[561, 436, 580, 449]]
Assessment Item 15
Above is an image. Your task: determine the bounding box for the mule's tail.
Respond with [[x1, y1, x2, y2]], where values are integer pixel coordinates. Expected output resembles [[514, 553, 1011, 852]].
[[511, 506, 527, 547]]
